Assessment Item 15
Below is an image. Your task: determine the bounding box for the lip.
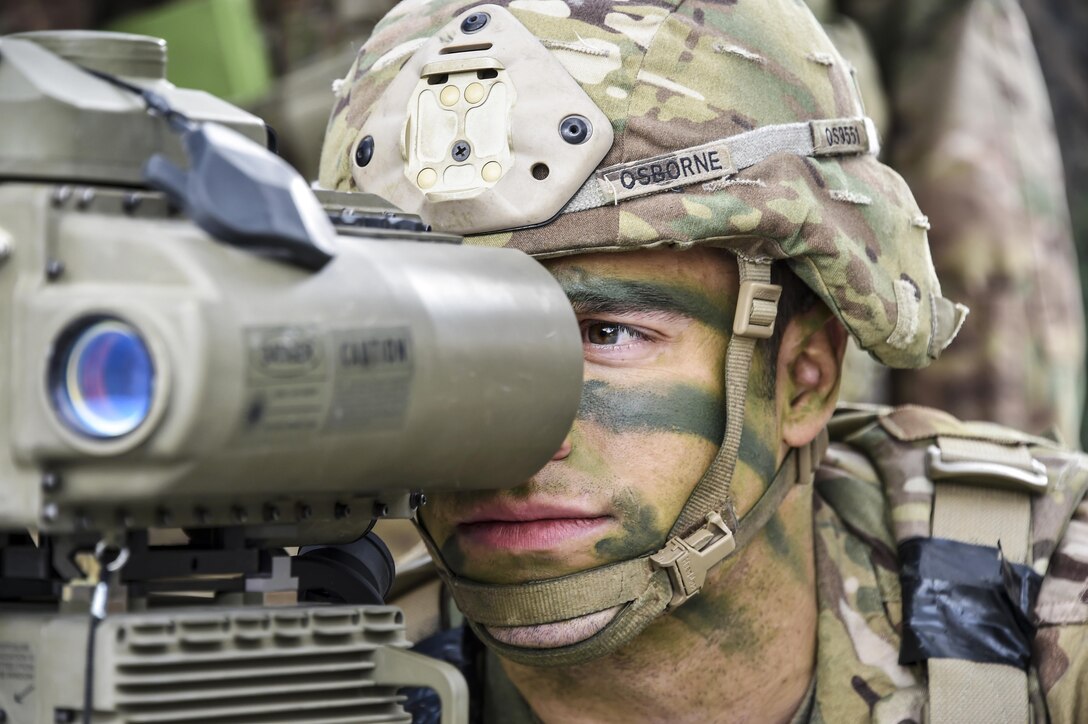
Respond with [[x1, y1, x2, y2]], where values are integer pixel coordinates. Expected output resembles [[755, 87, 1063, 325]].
[[456, 500, 612, 551]]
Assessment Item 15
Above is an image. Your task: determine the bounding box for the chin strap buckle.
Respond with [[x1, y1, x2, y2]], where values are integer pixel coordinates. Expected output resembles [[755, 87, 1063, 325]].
[[733, 280, 782, 339], [650, 511, 737, 610]]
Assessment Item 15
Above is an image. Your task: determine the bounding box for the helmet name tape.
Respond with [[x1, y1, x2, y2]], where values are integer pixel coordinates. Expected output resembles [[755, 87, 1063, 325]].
[[564, 116, 878, 214], [601, 142, 736, 202]]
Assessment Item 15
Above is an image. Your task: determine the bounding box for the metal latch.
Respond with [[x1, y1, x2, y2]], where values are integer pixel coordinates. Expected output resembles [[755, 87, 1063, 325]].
[[650, 511, 737, 609], [925, 444, 1049, 494]]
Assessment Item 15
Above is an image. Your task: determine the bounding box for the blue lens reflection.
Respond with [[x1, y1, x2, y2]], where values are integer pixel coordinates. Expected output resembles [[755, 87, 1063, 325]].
[[59, 320, 154, 438]]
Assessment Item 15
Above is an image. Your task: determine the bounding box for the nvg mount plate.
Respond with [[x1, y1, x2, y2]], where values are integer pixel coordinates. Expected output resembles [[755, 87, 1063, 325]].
[[352, 4, 614, 235]]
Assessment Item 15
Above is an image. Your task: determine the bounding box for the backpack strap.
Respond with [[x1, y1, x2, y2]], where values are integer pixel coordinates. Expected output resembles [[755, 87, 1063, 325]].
[[924, 435, 1043, 724], [830, 404, 1087, 723]]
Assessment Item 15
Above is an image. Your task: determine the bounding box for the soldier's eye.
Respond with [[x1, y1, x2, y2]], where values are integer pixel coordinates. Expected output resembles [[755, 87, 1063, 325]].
[[582, 322, 645, 346]]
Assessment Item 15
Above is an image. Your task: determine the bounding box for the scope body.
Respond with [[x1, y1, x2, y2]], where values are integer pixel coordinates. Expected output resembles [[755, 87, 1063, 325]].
[[0, 181, 582, 538], [0, 22, 582, 542]]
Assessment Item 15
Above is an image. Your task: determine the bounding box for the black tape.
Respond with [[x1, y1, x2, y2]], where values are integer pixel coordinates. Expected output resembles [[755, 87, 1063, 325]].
[[898, 537, 1042, 670]]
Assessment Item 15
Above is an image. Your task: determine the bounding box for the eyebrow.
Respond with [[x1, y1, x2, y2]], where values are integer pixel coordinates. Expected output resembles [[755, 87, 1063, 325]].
[[553, 268, 732, 330]]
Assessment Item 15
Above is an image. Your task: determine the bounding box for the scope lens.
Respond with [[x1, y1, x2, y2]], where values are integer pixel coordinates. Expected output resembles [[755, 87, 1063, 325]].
[[52, 319, 155, 438]]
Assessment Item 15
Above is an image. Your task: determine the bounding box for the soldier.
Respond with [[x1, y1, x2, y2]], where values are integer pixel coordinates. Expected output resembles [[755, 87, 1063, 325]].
[[320, 1, 1088, 721]]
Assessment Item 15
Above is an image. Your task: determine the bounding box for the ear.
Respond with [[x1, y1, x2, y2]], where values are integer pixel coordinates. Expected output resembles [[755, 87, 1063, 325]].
[[775, 304, 848, 449]]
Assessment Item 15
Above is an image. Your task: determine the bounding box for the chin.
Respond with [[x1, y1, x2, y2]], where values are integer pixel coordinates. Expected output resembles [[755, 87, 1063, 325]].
[[484, 606, 622, 648]]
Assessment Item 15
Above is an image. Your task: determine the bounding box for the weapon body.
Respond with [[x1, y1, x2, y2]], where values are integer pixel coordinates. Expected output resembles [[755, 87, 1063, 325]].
[[0, 31, 583, 724]]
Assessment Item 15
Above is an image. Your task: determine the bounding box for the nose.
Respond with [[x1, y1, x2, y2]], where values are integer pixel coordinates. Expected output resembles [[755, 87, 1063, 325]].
[[551, 433, 573, 461]]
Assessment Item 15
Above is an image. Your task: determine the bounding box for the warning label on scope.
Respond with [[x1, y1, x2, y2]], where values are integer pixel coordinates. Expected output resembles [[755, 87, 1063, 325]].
[[0, 642, 35, 682], [242, 325, 329, 438], [325, 327, 414, 432]]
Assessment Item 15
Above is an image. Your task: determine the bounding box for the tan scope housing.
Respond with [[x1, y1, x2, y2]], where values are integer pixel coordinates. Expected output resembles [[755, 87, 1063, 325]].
[[0, 32, 584, 539]]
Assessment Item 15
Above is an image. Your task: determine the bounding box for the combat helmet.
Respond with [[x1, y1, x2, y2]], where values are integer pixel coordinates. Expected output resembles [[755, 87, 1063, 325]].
[[320, 0, 967, 667]]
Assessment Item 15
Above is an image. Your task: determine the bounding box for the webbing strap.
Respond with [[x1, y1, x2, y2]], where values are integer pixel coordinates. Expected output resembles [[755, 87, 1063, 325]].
[[928, 660, 1031, 724], [449, 556, 650, 626], [470, 568, 673, 667], [932, 484, 1032, 563], [561, 116, 878, 214], [928, 437, 1036, 724], [670, 257, 774, 537]]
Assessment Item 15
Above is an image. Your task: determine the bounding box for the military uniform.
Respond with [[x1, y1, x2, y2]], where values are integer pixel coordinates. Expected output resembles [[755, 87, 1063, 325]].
[[810, 0, 1086, 443], [320, 0, 1088, 720]]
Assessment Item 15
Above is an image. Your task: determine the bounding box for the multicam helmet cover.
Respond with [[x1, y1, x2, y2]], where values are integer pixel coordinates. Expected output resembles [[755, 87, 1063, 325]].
[[321, 0, 966, 369]]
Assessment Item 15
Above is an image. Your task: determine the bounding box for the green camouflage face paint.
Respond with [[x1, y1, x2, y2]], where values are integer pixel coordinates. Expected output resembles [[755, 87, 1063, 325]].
[[594, 489, 666, 562], [440, 533, 468, 577], [738, 418, 776, 480], [578, 380, 725, 444], [672, 586, 761, 656], [554, 267, 733, 332]]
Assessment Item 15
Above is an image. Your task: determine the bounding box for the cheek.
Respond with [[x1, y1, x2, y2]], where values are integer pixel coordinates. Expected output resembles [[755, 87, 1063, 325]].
[[572, 379, 725, 534], [418, 357, 731, 577], [575, 428, 717, 529], [733, 353, 781, 478]]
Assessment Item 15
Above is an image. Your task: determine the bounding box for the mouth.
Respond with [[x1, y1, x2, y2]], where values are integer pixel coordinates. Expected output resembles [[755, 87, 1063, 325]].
[[456, 501, 612, 552]]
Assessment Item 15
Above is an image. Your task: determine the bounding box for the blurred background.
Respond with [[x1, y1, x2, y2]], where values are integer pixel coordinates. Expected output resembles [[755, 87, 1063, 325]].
[[1023, 0, 1088, 344], [2, 0, 1087, 447], [0, 0, 398, 179]]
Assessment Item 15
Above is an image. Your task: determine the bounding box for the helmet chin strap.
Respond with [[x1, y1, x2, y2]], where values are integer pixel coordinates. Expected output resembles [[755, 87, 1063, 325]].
[[415, 257, 829, 667]]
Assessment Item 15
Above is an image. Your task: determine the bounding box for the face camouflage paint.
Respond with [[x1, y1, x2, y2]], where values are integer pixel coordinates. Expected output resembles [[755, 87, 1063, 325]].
[[554, 267, 734, 333], [577, 379, 725, 444]]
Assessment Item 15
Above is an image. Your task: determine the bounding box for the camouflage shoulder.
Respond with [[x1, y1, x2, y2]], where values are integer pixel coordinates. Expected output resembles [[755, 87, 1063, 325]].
[[811, 421, 926, 723], [828, 402, 1063, 448], [1035, 499, 1088, 723], [816, 404, 1088, 720], [821, 404, 1088, 556]]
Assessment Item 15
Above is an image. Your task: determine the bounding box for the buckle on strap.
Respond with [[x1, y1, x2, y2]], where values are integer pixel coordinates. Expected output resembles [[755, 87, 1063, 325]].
[[733, 280, 782, 339], [925, 439, 1048, 494], [650, 511, 737, 610]]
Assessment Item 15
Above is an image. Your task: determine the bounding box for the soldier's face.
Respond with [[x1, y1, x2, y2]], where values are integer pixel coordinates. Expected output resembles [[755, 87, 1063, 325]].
[[421, 248, 750, 587]]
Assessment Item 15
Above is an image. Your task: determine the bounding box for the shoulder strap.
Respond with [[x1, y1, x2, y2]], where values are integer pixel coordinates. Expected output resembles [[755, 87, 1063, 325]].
[[832, 406, 1044, 722], [925, 435, 1040, 724]]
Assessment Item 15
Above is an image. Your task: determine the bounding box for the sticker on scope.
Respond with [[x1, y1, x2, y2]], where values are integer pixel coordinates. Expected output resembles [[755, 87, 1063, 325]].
[[325, 326, 414, 432], [0, 641, 35, 684], [242, 325, 329, 438]]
